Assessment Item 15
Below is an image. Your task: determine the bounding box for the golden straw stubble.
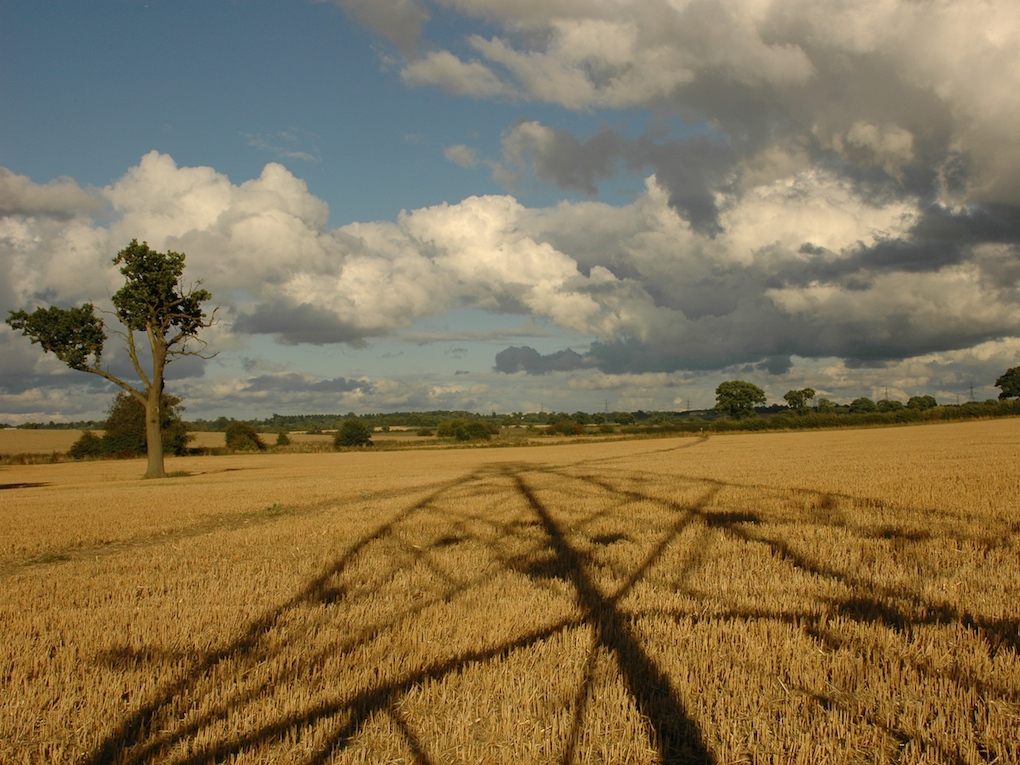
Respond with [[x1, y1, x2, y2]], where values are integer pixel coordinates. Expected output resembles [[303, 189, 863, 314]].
[[1, 419, 1017, 763]]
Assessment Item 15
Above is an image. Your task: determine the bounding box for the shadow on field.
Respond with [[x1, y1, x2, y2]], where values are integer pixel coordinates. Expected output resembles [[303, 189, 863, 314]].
[[83, 446, 1019, 765]]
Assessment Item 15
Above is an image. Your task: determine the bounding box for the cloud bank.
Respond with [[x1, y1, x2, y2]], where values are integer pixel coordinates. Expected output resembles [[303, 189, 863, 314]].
[[4, 0, 1020, 418], [3, 150, 1017, 386], [369, 0, 1020, 376]]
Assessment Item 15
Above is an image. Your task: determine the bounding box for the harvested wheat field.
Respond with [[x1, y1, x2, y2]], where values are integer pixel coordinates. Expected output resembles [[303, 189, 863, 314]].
[[0, 428, 87, 456], [1, 419, 1018, 764]]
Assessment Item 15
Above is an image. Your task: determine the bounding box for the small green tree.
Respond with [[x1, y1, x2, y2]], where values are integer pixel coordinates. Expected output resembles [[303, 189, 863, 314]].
[[6, 240, 215, 478], [275, 431, 292, 447], [906, 394, 938, 410], [103, 391, 190, 456], [335, 418, 373, 447], [466, 421, 497, 440], [994, 367, 1020, 399], [783, 387, 816, 413], [715, 380, 766, 419], [68, 430, 105, 460], [849, 396, 877, 414], [225, 422, 266, 452]]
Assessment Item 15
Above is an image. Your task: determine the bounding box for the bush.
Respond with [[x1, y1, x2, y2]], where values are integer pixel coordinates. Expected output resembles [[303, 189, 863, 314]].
[[102, 392, 191, 456], [466, 421, 495, 440], [877, 399, 904, 412], [225, 422, 266, 451], [437, 418, 497, 441], [68, 430, 105, 459], [275, 431, 291, 447], [335, 418, 373, 447], [546, 420, 583, 436], [435, 419, 460, 438], [849, 397, 877, 414]]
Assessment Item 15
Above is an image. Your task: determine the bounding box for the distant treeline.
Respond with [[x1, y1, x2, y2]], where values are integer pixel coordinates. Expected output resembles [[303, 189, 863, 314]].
[[190, 398, 1020, 434], [6, 398, 1020, 434], [2, 419, 106, 430]]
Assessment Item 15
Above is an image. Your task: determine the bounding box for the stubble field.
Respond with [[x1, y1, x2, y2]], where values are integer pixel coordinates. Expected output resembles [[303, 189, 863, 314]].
[[1, 420, 1018, 764]]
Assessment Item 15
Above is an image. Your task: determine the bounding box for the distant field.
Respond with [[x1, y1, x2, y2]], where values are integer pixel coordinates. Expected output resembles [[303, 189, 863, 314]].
[[0, 429, 340, 454], [0, 428, 86, 454], [1, 420, 1017, 763]]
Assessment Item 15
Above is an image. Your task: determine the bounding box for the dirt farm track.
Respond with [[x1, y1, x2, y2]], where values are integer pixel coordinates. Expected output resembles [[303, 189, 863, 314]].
[[2, 420, 1018, 764]]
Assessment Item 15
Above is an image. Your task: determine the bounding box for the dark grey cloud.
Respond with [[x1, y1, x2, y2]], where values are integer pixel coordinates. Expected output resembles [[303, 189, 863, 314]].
[[503, 121, 624, 196], [494, 345, 592, 374], [771, 204, 1020, 292], [242, 373, 369, 394], [502, 123, 736, 233], [585, 337, 766, 375], [755, 356, 794, 375], [629, 134, 737, 236], [233, 300, 373, 346], [500, 288, 1019, 377], [0, 367, 112, 398]]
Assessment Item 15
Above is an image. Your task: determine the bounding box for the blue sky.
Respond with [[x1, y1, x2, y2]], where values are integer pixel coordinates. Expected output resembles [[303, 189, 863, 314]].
[[3, 0, 1020, 422], [4, 2, 500, 221]]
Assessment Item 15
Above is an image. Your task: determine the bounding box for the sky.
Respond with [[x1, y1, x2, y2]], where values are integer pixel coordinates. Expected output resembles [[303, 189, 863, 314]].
[[2, 0, 1020, 423]]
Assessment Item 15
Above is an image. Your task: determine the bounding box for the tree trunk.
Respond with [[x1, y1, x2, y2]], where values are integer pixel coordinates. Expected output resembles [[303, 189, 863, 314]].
[[143, 385, 166, 479]]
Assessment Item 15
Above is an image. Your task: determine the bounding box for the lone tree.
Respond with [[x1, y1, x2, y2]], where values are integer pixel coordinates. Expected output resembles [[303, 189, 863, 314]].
[[995, 367, 1020, 399], [7, 240, 216, 478], [225, 422, 266, 452], [335, 417, 373, 447], [714, 380, 766, 419], [906, 394, 938, 410]]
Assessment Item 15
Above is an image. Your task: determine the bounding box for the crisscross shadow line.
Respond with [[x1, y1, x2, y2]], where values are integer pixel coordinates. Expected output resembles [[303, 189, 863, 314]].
[[567, 465, 1020, 755], [83, 469, 492, 765], [513, 471, 715, 764], [575, 465, 1020, 657], [167, 618, 585, 765]]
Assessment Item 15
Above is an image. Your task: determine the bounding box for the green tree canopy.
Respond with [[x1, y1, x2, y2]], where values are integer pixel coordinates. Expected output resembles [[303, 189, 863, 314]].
[[783, 387, 816, 413], [849, 397, 877, 414], [907, 394, 938, 410], [225, 422, 266, 452], [7, 240, 216, 478], [335, 418, 373, 447], [715, 380, 766, 419], [994, 367, 1020, 399]]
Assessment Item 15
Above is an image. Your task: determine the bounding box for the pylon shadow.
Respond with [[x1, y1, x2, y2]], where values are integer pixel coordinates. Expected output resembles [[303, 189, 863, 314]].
[[80, 443, 1018, 764]]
